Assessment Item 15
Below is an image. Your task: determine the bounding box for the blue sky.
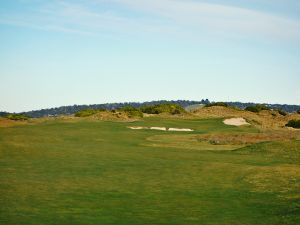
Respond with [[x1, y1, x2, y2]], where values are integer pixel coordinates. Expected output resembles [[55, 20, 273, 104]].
[[0, 0, 300, 112]]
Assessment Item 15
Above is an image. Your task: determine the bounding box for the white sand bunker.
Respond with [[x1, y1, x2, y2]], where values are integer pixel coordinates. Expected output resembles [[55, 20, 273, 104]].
[[223, 118, 250, 126], [168, 128, 193, 132], [150, 127, 167, 131], [128, 126, 147, 130], [128, 126, 193, 132]]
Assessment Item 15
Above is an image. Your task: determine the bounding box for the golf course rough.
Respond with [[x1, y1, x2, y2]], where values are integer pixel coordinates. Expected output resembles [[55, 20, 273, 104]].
[[0, 117, 299, 225]]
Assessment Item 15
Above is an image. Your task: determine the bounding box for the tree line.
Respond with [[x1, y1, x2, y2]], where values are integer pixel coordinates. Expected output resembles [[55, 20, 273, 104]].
[[1, 99, 299, 118]]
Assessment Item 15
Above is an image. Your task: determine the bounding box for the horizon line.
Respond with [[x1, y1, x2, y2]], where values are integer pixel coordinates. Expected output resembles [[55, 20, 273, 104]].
[[1, 99, 300, 114]]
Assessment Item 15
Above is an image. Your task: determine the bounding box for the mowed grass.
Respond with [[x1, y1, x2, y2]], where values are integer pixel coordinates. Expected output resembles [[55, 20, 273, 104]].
[[0, 117, 300, 225]]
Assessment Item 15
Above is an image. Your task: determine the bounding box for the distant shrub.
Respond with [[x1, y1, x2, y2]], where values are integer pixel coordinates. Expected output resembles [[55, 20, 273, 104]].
[[245, 104, 270, 113], [297, 109, 300, 114], [277, 109, 287, 116], [6, 114, 30, 121], [140, 104, 185, 115], [205, 102, 228, 107], [286, 120, 300, 129], [245, 106, 259, 113], [75, 109, 101, 117], [118, 106, 143, 118], [0, 112, 9, 118]]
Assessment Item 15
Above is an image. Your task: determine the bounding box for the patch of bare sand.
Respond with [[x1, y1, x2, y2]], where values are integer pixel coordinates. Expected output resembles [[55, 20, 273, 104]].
[[223, 117, 250, 126], [128, 126, 148, 130], [128, 126, 194, 132], [168, 128, 193, 132], [150, 127, 167, 131]]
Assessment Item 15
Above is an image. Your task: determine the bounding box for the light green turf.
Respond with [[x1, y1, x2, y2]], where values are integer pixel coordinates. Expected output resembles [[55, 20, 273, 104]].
[[0, 117, 299, 225]]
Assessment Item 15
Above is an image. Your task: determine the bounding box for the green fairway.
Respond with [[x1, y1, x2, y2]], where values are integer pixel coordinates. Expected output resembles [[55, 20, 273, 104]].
[[0, 118, 299, 224]]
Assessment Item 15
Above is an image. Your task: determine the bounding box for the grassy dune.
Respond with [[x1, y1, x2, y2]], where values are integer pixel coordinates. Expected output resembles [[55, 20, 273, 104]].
[[0, 116, 300, 224]]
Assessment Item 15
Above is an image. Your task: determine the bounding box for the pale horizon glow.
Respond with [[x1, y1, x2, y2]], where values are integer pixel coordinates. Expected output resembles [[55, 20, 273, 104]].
[[1, 0, 300, 112]]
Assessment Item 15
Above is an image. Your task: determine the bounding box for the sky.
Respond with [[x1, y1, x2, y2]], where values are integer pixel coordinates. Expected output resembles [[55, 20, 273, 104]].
[[0, 0, 300, 112]]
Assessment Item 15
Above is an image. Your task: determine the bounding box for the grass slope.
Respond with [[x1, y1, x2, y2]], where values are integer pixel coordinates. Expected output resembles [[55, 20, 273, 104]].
[[0, 117, 299, 225]]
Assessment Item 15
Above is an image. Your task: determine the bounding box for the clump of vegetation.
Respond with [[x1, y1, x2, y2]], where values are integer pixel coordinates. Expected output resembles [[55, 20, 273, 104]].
[[75, 109, 97, 117], [140, 104, 185, 115], [277, 109, 287, 116], [6, 114, 30, 121], [245, 104, 270, 113], [75, 108, 105, 117], [118, 106, 143, 118], [204, 102, 228, 107], [286, 120, 300, 129], [0, 112, 9, 118], [297, 109, 300, 114]]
